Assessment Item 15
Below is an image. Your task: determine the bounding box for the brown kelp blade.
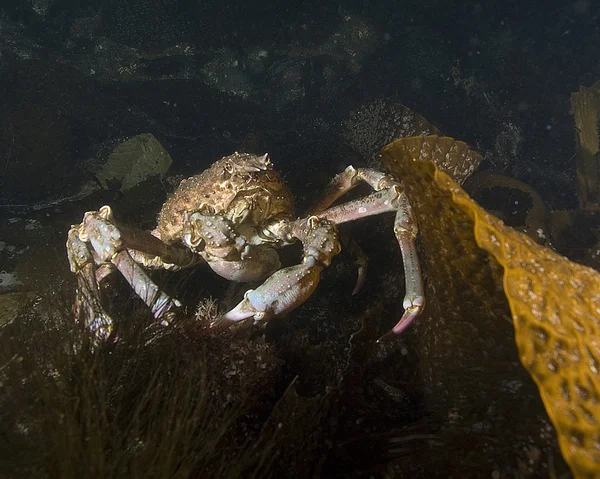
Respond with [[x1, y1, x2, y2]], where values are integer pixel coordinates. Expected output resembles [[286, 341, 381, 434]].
[[382, 134, 483, 185], [464, 170, 550, 243], [382, 136, 600, 478], [571, 82, 600, 211]]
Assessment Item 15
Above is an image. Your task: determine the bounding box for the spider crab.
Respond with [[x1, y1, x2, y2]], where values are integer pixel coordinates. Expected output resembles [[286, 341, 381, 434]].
[[67, 152, 424, 340]]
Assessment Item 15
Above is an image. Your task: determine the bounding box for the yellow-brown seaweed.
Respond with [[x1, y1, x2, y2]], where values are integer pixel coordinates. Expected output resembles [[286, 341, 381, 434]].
[[382, 136, 600, 477], [464, 170, 549, 243]]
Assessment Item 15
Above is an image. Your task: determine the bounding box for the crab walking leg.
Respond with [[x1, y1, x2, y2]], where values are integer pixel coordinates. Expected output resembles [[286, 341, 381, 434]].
[[388, 193, 425, 336], [78, 206, 184, 322], [120, 225, 197, 270], [67, 226, 114, 338], [309, 166, 396, 293], [214, 216, 341, 327], [342, 236, 369, 295], [317, 185, 425, 336], [110, 250, 181, 321], [87, 205, 198, 271], [309, 166, 394, 214]]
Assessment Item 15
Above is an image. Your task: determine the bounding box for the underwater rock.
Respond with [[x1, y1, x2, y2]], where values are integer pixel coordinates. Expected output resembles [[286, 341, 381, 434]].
[[0, 271, 24, 294], [244, 46, 272, 77], [0, 291, 37, 326], [201, 48, 256, 99], [341, 100, 442, 167], [316, 14, 380, 74], [95, 133, 173, 193], [266, 58, 309, 110]]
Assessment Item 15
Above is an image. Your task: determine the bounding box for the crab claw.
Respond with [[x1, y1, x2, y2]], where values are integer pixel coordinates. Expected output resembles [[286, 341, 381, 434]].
[[212, 257, 324, 329], [212, 216, 340, 330]]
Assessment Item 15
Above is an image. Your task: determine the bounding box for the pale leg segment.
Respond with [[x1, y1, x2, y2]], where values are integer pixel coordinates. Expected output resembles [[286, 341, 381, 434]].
[[308, 166, 395, 294], [316, 183, 425, 338], [309, 165, 392, 214]]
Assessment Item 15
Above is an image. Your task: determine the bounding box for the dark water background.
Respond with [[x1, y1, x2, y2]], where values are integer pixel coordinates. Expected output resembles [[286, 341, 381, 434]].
[[1, 1, 599, 477]]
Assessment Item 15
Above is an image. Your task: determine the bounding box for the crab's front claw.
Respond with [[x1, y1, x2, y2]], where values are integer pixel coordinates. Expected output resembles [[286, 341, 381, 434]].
[[213, 257, 324, 328], [214, 216, 341, 329], [78, 205, 123, 262]]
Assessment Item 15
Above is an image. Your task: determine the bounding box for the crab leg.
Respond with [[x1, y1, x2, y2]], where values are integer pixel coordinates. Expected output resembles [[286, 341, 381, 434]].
[[112, 250, 182, 320], [71, 206, 196, 330], [214, 216, 341, 327], [343, 236, 369, 295], [67, 227, 114, 338], [119, 225, 197, 270], [309, 165, 393, 214], [309, 166, 395, 293], [317, 185, 425, 338]]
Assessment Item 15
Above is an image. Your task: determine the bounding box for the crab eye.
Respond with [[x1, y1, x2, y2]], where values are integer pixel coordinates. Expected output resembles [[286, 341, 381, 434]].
[[183, 232, 203, 249], [182, 211, 203, 248]]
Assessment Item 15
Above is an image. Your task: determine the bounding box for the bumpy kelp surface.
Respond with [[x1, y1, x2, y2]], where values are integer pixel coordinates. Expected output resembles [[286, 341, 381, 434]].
[[382, 136, 600, 478]]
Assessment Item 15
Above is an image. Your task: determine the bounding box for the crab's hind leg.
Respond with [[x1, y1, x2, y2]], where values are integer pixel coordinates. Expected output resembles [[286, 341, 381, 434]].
[[309, 165, 390, 214], [213, 216, 341, 328], [309, 166, 396, 294], [316, 182, 425, 339]]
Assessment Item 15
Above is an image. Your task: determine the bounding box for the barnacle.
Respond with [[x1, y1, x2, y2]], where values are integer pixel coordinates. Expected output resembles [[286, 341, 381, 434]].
[[382, 135, 600, 478]]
